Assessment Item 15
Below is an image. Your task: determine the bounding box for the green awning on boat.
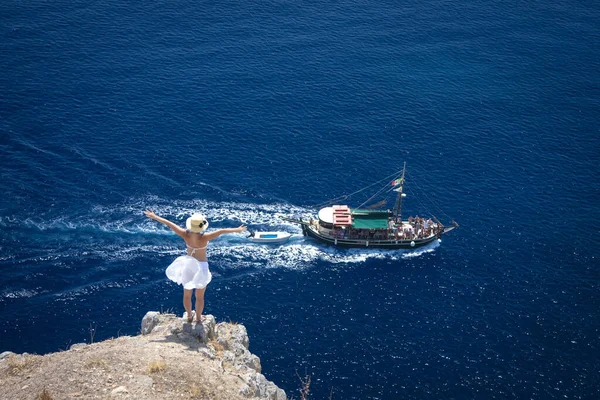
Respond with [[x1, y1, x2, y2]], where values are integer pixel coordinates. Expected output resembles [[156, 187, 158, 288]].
[[351, 218, 389, 229], [350, 209, 391, 229]]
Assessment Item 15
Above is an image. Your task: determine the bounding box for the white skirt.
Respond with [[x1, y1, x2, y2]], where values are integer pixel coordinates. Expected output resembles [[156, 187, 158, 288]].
[[165, 256, 212, 290]]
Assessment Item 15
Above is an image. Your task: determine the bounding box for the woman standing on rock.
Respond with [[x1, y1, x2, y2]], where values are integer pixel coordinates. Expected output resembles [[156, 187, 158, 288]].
[[144, 210, 246, 323]]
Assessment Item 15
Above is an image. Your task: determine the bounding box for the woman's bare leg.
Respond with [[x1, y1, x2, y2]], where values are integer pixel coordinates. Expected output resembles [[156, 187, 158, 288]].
[[195, 287, 207, 322], [183, 289, 193, 322]]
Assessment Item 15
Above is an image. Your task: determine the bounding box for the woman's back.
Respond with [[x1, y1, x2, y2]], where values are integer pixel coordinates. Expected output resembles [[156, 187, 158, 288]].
[[185, 232, 209, 261]]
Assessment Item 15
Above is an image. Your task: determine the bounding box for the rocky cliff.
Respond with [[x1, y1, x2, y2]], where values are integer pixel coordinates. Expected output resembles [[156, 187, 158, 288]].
[[0, 312, 287, 399]]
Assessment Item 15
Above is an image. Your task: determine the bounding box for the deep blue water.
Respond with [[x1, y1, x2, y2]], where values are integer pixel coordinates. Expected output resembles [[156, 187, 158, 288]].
[[1, 0, 599, 398]]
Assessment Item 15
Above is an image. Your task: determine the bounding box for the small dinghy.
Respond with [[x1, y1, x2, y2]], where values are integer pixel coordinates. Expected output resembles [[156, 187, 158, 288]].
[[247, 231, 292, 244]]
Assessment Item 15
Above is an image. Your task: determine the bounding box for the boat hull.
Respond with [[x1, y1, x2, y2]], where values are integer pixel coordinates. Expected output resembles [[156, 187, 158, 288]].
[[301, 224, 438, 249], [248, 232, 292, 244]]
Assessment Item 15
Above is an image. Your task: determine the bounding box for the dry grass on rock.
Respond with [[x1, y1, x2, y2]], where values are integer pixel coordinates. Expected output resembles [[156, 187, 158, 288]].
[[84, 357, 109, 370], [35, 388, 53, 400], [148, 360, 166, 373], [6, 354, 41, 376]]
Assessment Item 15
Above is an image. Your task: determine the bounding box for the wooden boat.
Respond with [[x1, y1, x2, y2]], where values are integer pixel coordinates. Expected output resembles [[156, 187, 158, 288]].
[[247, 231, 292, 244], [283, 163, 457, 249]]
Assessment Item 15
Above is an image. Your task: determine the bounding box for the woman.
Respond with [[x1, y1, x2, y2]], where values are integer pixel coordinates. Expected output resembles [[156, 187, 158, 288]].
[[144, 210, 246, 323]]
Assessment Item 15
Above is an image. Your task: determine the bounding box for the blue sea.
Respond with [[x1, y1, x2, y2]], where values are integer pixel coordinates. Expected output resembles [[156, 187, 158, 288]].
[[1, 0, 598, 398]]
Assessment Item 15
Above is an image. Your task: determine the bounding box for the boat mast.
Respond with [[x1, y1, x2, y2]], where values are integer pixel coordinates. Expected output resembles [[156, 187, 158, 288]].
[[392, 162, 406, 222]]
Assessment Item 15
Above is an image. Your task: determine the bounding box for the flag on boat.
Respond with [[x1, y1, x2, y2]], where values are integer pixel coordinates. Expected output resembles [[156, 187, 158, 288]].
[[391, 178, 403, 187]]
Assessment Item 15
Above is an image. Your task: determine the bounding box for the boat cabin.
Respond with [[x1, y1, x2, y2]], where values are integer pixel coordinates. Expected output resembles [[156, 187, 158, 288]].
[[316, 205, 393, 240]]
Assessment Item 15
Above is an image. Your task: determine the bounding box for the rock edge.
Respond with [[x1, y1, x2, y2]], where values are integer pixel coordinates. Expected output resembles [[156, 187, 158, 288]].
[[0, 312, 286, 400]]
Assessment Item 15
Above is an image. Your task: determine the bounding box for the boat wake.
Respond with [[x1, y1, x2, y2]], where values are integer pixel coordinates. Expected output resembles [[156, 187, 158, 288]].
[[1, 197, 441, 273]]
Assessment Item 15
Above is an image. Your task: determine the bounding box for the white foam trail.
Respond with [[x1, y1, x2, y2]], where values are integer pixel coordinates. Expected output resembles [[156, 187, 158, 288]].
[[401, 240, 440, 258], [10, 214, 173, 235], [205, 235, 440, 270], [1, 289, 39, 299], [67, 145, 119, 172], [95, 197, 314, 228], [12, 137, 63, 160], [3, 197, 440, 268]]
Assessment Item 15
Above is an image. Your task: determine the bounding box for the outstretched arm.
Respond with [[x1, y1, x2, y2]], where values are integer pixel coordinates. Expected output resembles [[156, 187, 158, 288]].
[[144, 210, 187, 238], [203, 225, 247, 241]]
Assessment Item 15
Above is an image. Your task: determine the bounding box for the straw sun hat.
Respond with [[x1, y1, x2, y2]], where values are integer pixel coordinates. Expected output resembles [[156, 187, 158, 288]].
[[186, 213, 209, 233]]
